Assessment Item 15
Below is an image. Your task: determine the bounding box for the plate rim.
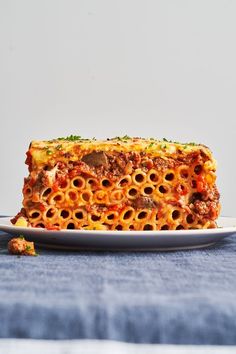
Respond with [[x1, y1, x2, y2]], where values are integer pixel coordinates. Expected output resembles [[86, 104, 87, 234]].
[[0, 216, 236, 237]]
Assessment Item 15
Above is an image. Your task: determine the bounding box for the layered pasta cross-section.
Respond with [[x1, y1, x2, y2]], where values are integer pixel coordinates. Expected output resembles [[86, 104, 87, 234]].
[[12, 136, 220, 231]]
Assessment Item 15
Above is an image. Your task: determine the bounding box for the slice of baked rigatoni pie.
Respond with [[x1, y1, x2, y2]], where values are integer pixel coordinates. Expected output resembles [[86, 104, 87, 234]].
[[12, 136, 220, 231]]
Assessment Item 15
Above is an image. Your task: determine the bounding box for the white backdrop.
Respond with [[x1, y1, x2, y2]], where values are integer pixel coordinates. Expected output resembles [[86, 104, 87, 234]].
[[0, 0, 235, 216]]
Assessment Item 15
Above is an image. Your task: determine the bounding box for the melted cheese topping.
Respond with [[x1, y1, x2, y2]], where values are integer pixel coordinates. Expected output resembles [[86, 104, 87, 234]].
[[28, 138, 214, 169]]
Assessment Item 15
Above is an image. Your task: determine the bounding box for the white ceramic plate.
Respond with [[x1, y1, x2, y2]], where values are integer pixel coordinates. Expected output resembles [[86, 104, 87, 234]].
[[0, 216, 236, 251]]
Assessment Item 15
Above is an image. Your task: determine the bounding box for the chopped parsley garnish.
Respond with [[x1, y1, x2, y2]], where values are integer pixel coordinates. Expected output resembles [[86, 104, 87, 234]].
[[55, 135, 95, 142], [19, 235, 25, 240], [44, 146, 53, 155], [58, 135, 82, 141], [49, 135, 200, 147], [114, 135, 131, 141], [46, 149, 53, 155], [122, 135, 131, 140], [163, 138, 180, 144], [148, 142, 155, 148], [162, 138, 199, 146], [25, 245, 32, 252]]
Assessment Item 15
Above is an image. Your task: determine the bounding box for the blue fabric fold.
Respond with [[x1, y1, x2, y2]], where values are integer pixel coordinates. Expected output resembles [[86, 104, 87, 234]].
[[0, 231, 236, 344]]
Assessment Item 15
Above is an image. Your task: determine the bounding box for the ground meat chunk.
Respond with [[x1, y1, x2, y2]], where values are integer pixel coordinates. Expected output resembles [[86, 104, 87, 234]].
[[177, 151, 200, 164], [202, 185, 220, 202], [108, 154, 126, 175], [191, 200, 219, 218], [82, 152, 108, 168], [105, 152, 140, 176], [193, 200, 209, 215], [8, 237, 36, 256], [153, 157, 178, 170], [132, 196, 157, 209]]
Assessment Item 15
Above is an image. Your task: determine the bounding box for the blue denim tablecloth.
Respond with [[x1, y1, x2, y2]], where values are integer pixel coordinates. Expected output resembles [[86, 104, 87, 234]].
[[0, 230, 236, 344]]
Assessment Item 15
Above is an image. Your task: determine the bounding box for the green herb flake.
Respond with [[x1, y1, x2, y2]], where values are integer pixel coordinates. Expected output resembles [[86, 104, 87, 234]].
[[148, 142, 155, 148], [19, 235, 25, 240], [25, 245, 32, 252], [44, 146, 53, 155], [162, 138, 181, 144], [161, 138, 197, 146], [57, 135, 82, 141], [46, 149, 53, 155], [114, 135, 131, 142], [122, 135, 131, 140], [56, 144, 62, 150]]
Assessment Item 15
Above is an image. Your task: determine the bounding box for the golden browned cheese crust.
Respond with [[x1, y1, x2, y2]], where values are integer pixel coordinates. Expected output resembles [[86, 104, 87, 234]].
[[12, 137, 220, 231]]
